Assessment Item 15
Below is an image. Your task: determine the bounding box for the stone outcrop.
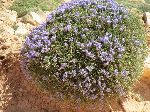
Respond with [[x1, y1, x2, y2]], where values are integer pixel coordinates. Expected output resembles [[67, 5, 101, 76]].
[[143, 12, 150, 26]]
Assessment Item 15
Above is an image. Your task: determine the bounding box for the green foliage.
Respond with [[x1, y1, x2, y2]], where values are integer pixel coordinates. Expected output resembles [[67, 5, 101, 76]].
[[116, 0, 150, 13], [21, 0, 148, 101], [10, 0, 61, 17], [145, 0, 150, 4]]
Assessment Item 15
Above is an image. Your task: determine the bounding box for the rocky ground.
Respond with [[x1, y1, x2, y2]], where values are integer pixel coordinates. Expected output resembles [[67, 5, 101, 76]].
[[0, 0, 150, 112]]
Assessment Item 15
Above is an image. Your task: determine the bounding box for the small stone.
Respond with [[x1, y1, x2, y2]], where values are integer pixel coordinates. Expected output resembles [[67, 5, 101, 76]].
[[30, 12, 42, 24], [19, 88, 23, 92], [15, 25, 28, 36], [5, 26, 15, 35], [13, 36, 18, 41], [142, 12, 150, 26], [36, 10, 48, 22], [0, 20, 3, 25], [0, 36, 4, 42], [22, 11, 43, 26]]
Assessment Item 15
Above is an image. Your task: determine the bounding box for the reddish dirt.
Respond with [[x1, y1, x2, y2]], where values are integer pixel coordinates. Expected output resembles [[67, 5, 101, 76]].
[[134, 67, 150, 101], [0, 59, 123, 112]]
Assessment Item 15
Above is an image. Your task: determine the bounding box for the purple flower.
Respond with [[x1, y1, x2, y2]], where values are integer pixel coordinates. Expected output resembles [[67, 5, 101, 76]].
[[86, 42, 92, 47], [82, 28, 89, 32], [64, 24, 72, 31], [106, 88, 111, 92], [121, 70, 129, 76], [93, 41, 102, 50], [85, 50, 95, 58], [60, 63, 67, 69], [62, 72, 68, 81], [118, 54, 122, 58], [79, 69, 88, 76], [75, 12, 80, 17], [114, 69, 119, 75], [120, 25, 126, 31], [47, 14, 53, 21], [86, 66, 94, 72], [118, 46, 125, 52], [73, 27, 78, 34], [97, 5, 103, 9], [51, 35, 56, 42], [99, 35, 110, 44], [134, 40, 142, 46]]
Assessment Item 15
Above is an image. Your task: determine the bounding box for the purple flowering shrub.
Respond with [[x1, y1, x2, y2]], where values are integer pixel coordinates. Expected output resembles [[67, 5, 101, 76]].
[[21, 0, 147, 101]]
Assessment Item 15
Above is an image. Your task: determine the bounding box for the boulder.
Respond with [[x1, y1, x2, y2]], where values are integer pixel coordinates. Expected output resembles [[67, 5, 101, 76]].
[[142, 12, 150, 26], [15, 23, 28, 36], [36, 10, 49, 22], [30, 12, 42, 24], [15, 22, 35, 34], [22, 11, 43, 26]]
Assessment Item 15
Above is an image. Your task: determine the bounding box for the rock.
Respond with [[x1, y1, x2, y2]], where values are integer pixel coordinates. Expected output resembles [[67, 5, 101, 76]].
[[37, 10, 50, 22], [22, 11, 43, 26], [4, 26, 15, 35], [26, 23, 35, 32], [1, 43, 11, 50], [0, 9, 17, 26], [0, 0, 14, 7], [142, 12, 150, 26], [122, 100, 150, 112], [0, 34, 23, 57], [7, 10, 17, 23], [0, 20, 3, 25], [30, 12, 42, 24], [0, 25, 15, 35], [144, 51, 150, 68], [63, 0, 71, 2], [0, 36, 5, 43], [15, 23, 28, 36], [15, 22, 34, 34]]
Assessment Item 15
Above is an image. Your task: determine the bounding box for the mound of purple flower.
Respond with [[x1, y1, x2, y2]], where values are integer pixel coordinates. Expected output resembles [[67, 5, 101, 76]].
[[21, 0, 147, 100]]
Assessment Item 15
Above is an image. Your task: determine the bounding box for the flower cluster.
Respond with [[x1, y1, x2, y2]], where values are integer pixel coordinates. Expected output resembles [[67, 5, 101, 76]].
[[21, 0, 147, 100]]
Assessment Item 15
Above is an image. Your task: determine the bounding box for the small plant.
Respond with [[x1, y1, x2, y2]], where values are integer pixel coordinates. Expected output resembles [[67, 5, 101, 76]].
[[21, 0, 147, 101]]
